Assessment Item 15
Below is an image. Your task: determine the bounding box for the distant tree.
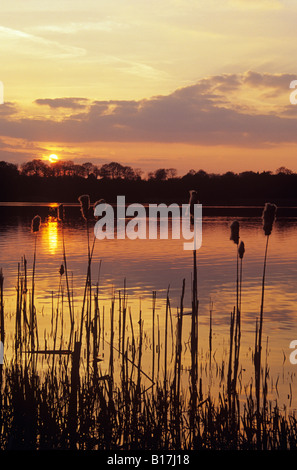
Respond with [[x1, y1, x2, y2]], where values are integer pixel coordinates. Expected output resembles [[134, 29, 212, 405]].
[[239, 171, 257, 178], [99, 163, 110, 179], [148, 168, 168, 181], [121, 165, 136, 180], [196, 169, 208, 178], [0, 161, 19, 177], [82, 162, 96, 177], [92, 165, 101, 179], [276, 166, 293, 175], [167, 168, 177, 179], [49, 160, 75, 177], [134, 168, 143, 180], [223, 171, 236, 178], [100, 162, 122, 179], [21, 159, 49, 177], [72, 164, 86, 177], [5, 156, 297, 205], [182, 169, 197, 181], [63, 160, 76, 176], [99, 161, 138, 180]]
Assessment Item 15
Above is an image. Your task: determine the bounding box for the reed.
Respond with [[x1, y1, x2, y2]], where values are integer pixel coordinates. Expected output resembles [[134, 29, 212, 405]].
[[233, 240, 245, 391], [190, 248, 199, 445], [0, 269, 4, 347], [209, 299, 213, 369], [30, 215, 41, 353], [233, 239, 245, 396], [1, 199, 295, 451], [0, 271, 296, 450], [78, 194, 97, 350], [164, 286, 170, 390], [173, 278, 185, 442], [58, 204, 74, 330], [227, 221, 245, 412], [15, 257, 28, 356], [254, 203, 277, 448], [152, 290, 156, 384], [0, 269, 4, 384]]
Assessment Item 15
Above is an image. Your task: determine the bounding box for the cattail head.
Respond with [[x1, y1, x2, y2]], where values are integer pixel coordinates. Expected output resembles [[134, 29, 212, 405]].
[[59, 264, 65, 276], [188, 190, 199, 223], [94, 199, 106, 210], [262, 203, 277, 236], [230, 220, 240, 245], [57, 203, 64, 221], [189, 190, 199, 210], [238, 241, 245, 259], [189, 190, 198, 204], [31, 215, 41, 233], [94, 199, 107, 219], [78, 194, 90, 221]]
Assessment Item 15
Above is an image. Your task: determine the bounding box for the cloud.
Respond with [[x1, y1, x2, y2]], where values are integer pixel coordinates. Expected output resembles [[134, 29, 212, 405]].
[[0, 102, 19, 116], [35, 98, 89, 109], [243, 71, 296, 90], [1, 71, 296, 147], [0, 26, 86, 59], [30, 20, 128, 35]]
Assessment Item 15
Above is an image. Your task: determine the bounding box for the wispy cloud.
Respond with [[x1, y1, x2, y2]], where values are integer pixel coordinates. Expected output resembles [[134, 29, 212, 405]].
[[30, 20, 129, 34], [0, 26, 86, 59]]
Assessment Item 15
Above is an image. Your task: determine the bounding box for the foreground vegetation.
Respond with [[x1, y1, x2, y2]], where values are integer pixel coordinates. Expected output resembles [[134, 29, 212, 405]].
[[0, 198, 296, 450]]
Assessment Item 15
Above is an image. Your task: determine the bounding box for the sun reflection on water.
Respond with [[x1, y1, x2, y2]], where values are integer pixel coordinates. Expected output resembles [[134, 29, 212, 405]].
[[44, 217, 59, 254]]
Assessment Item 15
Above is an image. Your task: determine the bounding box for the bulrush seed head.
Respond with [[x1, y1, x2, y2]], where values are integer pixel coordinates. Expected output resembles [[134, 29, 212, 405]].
[[230, 220, 240, 245], [189, 190, 199, 223], [57, 204, 64, 221], [262, 203, 277, 236], [238, 241, 245, 259], [78, 194, 90, 221], [94, 199, 107, 219], [31, 215, 41, 233]]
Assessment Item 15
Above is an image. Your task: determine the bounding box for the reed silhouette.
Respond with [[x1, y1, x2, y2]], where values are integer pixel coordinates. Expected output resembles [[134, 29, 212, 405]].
[[0, 200, 295, 450]]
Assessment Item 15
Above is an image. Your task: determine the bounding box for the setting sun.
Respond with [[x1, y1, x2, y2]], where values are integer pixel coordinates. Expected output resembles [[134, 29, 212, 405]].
[[49, 154, 58, 163]]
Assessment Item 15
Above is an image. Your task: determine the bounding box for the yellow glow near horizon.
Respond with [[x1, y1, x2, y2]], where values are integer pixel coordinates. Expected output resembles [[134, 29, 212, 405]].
[[1, 1, 297, 174], [49, 154, 59, 163]]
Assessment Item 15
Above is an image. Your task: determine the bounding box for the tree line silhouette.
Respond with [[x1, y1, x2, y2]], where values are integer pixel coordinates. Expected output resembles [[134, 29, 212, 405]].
[[0, 159, 296, 205]]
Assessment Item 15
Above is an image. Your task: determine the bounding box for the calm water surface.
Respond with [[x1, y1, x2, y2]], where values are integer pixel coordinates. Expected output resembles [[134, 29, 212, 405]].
[[1, 204, 297, 407]]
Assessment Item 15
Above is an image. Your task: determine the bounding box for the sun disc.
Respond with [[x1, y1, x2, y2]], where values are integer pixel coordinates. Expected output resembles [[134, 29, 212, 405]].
[[49, 154, 59, 163]]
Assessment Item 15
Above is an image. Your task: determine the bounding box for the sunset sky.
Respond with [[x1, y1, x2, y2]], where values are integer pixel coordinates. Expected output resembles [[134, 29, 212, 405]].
[[1, 0, 297, 175]]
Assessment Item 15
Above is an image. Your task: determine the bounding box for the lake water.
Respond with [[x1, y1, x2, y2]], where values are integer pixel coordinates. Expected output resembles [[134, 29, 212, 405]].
[[1, 203, 297, 408]]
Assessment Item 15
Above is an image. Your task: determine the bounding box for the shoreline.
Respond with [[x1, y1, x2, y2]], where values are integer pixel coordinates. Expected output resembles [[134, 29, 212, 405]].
[[0, 202, 296, 218]]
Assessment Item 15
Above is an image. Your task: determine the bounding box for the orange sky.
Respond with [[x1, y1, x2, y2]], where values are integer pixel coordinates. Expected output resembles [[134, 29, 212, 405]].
[[1, 0, 297, 175]]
